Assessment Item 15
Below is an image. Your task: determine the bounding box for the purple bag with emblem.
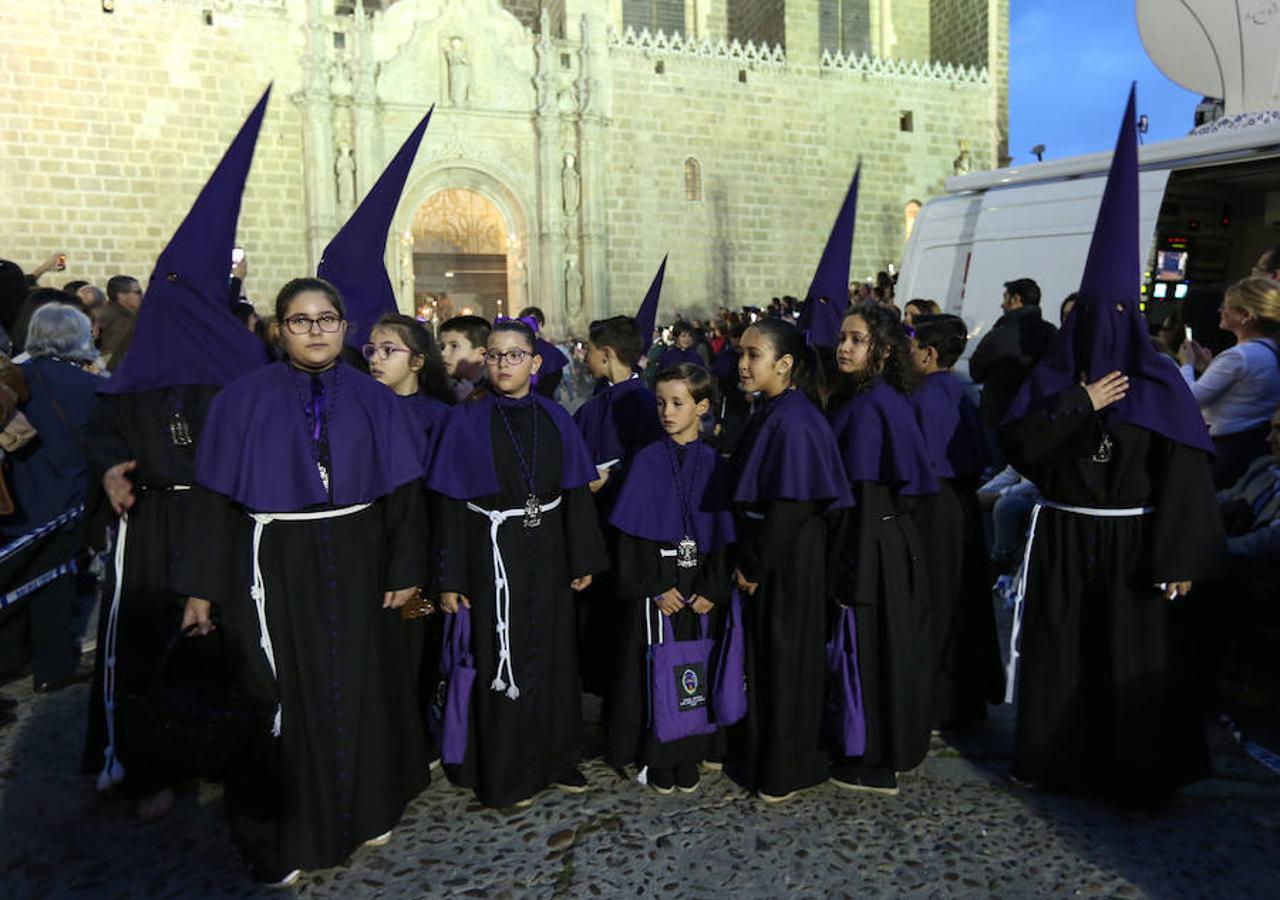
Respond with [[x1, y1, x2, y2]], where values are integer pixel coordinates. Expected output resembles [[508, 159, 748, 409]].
[[826, 605, 866, 757], [440, 606, 476, 765], [649, 610, 717, 744], [708, 589, 747, 726]]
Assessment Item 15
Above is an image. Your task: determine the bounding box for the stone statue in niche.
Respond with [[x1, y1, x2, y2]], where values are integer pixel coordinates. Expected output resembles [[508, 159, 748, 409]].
[[444, 36, 471, 107], [561, 153, 580, 216], [953, 140, 972, 175], [564, 256, 584, 317], [557, 84, 578, 117], [335, 144, 356, 213]]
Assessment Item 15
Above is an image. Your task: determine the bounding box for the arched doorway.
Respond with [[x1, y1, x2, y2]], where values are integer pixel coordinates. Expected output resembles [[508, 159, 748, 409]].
[[411, 188, 511, 324]]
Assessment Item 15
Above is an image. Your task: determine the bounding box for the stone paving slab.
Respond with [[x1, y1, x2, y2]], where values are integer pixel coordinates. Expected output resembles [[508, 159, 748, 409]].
[[2, 678, 1279, 899]]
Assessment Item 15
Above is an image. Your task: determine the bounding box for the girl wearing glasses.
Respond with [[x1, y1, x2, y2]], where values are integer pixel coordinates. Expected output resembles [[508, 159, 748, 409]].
[[364, 313, 454, 763], [427, 318, 607, 807], [826, 305, 938, 797], [177, 277, 430, 885]]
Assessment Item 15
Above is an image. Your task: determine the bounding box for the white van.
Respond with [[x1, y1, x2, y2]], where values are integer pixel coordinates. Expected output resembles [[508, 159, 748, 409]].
[[897, 117, 1280, 371]]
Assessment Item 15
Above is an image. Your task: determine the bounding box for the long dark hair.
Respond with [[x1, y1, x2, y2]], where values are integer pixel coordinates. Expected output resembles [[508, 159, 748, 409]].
[[373, 313, 454, 405], [746, 318, 822, 406], [833, 304, 921, 399]]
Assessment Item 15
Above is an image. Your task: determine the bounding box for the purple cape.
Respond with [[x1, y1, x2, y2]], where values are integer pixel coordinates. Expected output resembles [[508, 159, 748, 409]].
[[425, 392, 598, 500], [318, 109, 432, 348], [829, 379, 938, 496], [535, 338, 567, 375], [911, 372, 990, 479], [572, 375, 663, 466], [636, 255, 668, 355], [731, 389, 853, 508], [609, 438, 736, 554], [194, 360, 427, 511], [797, 164, 859, 348], [402, 391, 451, 472], [1003, 86, 1213, 455], [101, 87, 271, 394], [657, 347, 706, 372]]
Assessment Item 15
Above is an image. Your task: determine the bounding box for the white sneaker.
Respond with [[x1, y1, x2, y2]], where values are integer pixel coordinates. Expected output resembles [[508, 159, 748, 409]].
[[363, 830, 392, 848]]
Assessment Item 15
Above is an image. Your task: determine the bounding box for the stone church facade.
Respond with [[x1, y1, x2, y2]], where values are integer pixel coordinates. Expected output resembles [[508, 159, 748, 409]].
[[1, 0, 1007, 336]]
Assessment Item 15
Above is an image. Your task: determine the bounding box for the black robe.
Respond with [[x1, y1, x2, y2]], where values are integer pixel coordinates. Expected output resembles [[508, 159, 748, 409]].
[[728, 500, 830, 796], [914, 477, 1005, 727], [1001, 385, 1225, 803], [81, 387, 218, 796], [604, 531, 729, 777], [175, 481, 428, 872], [433, 404, 608, 807], [829, 483, 933, 773]]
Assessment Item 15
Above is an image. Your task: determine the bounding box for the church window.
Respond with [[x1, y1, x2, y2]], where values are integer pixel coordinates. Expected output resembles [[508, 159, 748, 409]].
[[624, 0, 687, 37], [819, 0, 872, 56], [684, 158, 703, 202], [899, 110, 914, 132]]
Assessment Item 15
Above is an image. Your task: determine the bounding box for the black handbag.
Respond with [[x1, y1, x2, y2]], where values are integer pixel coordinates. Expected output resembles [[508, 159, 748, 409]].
[[115, 624, 276, 782]]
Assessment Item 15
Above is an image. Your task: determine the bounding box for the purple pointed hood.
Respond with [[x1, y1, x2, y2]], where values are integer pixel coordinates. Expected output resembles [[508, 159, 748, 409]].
[[318, 108, 433, 347], [636, 254, 668, 354], [100, 87, 272, 394], [1003, 87, 1212, 454], [798, 163, 860, 348]]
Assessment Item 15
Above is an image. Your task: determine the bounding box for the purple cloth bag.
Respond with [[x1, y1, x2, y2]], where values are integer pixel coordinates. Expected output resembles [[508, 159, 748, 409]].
[[709, 590, 747, 726], [826, 605, 867, 757], [440, 606, 476, 765], [649, 612, 717, 744]]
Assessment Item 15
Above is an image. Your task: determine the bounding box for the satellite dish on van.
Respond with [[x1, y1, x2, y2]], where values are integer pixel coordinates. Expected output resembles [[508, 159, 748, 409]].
[[1136, 0, 1280, 116]]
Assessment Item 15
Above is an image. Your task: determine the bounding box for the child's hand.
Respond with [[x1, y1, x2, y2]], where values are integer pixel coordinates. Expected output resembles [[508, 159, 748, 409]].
[[654, 588, 684, 616], [689, 595, 714, 615], [570, 574, 593, 592], [733, 568, 759, 596], [440, 591, 470, 613], [589, 470, 610, 493], [383, 586, 418, 609]]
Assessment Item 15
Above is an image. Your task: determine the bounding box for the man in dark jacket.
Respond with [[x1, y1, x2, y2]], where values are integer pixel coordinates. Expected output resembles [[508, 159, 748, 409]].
[[969, 277, 1057, 426]]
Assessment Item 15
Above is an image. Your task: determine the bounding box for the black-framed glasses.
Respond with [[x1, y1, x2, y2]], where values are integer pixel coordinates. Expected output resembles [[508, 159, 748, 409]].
[[484, 348, 533, 367], [283, 313, 344, 335], [362, 343, 412, 362]]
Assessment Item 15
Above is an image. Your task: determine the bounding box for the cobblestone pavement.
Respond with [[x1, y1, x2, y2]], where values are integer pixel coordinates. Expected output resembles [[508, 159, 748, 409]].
[[2, 676, 1278, 899]]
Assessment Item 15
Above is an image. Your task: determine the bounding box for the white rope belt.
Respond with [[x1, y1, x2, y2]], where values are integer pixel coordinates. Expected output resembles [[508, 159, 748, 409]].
[[249, 503, 372, 736], [465, 495, 563, 701], [97, 486, 191, 792], [1004, 500, 1154, 704], [743, 510, 766, 521]]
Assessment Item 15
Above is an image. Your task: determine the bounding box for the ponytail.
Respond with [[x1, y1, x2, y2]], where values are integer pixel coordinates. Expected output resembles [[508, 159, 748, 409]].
[[748, 318, 825, 407]]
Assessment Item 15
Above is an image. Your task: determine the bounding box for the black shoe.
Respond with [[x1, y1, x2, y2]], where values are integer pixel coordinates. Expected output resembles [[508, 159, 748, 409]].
[[675, 764, 700, 793], [648, 767, 675, 795], [249, 865, 301, 888], [0, 697, 16, 712], [32, 670, 90, 694], [553, 767, 588, 794], [830, 768, 898, 796]]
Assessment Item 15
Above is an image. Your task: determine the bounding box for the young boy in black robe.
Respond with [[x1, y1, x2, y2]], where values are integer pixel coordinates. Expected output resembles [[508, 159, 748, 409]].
[[572, 315, 664, 695], [908, 314, 1005, 728], [605, 364, 735, 793], [429, 320, 608, 807]]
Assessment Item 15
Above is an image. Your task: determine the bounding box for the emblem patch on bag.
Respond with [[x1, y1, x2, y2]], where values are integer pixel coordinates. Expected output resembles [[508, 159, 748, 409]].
[[674, 662, 707, 711]]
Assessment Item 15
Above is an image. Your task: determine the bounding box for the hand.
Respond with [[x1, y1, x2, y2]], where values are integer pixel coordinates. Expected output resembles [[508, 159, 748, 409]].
[[654, 587, 684, 616], [181, 597, 215, 636], [1159, 581, 1192, 601], [589, 470, 610, 494], [103, 460, 138, 515], [439, 591, 470, 614], [570, 574, 593, 592], [689, 595, 714, 615], [733, 568, 759, 596], [31, 252, 66, 278], [1082, 371, 1128, 411], [231, 256, 247, 281], [383, 586, 418, 610]]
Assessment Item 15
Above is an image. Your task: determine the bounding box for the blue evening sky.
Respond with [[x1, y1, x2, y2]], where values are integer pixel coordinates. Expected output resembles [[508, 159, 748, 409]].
[[1008, 0, 1203, 165]]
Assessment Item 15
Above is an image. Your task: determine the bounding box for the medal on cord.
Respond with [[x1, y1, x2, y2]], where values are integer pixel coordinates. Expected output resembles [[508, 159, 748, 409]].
[[664, 438, 702, 568], [496, 396, 542, 528]]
